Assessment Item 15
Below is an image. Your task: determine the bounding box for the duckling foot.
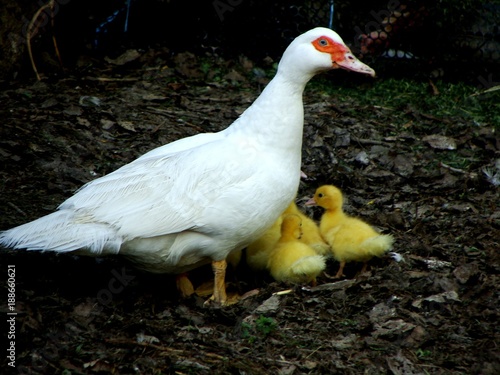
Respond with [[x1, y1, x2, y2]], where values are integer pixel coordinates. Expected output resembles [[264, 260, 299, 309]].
[[360, 262, 369, 274], [334, 261, 346, 279]]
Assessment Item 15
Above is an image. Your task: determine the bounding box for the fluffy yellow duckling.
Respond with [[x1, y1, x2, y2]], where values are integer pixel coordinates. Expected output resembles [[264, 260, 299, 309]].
[[283, 202, 330, 255], [246, 199, 328, 271], [307, 185, 393, 278], [246, 215, 283, 271], [246, 200, 327, 270], [267, 214, 326, 284]]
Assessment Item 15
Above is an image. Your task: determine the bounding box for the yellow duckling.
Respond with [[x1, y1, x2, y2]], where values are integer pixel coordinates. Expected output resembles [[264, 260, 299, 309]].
[[246, 215, 283, 271], [246, 200, 327, 270], [283, 201, 330, 255], [267, 214, 326, 284], [307, 185, 393, 278]]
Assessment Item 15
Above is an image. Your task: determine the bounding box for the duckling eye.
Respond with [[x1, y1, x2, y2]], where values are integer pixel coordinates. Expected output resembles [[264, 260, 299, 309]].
[[318, 193, 324, 198], [318, 39, 328, 46]]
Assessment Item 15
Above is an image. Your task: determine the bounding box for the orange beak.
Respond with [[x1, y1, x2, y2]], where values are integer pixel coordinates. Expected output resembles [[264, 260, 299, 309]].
[[334, 52, 376, 77]]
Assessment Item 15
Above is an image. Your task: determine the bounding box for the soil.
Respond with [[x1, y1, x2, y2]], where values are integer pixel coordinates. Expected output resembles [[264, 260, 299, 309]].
[[0, 48, 499, 375]]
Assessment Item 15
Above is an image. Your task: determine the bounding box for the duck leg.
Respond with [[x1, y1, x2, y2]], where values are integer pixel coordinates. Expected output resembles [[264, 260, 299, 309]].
[[334, 261, 346, 278], [208, 259, 228, 305], [176, 272, 195, 298]]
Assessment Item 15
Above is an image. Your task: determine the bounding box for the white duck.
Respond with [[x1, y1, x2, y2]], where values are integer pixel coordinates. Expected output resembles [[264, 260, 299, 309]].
[[0, 27, 374, 305]]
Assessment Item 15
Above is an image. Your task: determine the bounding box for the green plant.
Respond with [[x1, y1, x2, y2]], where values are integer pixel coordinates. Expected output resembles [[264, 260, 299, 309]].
[[255, 316, 278, 336], [309, 77, 499, 129], [75, 343, 84, 354], [340, 319, 357, 326], [416, 348, 432, 358], [241, 322, 253, 338], [240, 316, 278, 342]]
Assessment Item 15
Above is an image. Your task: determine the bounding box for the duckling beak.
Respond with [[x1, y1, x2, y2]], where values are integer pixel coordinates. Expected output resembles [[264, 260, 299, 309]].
[[304, 197, 316, 206]]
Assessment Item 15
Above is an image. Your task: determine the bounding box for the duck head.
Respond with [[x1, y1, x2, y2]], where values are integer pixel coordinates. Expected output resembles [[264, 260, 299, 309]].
[[278, 27, 376, 82]]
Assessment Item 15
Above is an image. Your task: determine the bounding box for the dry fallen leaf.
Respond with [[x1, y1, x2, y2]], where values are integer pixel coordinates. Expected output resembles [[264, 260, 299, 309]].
[[105, 49, 141, 65], [117, 120, 136, 132], [423, 134, 457, 150]]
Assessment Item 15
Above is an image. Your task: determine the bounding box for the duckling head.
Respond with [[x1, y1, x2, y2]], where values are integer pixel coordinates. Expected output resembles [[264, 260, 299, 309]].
[[310, 185, 344, 212], [280, 214, 303, 241]]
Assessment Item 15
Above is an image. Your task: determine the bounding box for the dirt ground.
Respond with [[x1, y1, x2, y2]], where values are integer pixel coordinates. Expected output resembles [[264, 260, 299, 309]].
[[0, 48, 499, 374]]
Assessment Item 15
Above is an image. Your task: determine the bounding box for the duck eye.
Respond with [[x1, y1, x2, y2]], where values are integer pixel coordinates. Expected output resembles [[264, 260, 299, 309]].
[[318, 39, 328, 46], [318, 193, 323, 198]]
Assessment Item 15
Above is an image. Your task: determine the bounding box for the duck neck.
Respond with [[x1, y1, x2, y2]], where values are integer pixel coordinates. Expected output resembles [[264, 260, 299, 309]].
[[226, 70, 308, 152]]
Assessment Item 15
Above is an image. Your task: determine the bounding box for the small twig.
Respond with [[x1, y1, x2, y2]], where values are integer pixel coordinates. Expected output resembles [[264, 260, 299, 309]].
[[439, 162, 467, 174], [104, 337, 185, 354], [350, 136, 389, 146], [145, 107, 177, 115], [27, 0, 61, 80], [419, 112, 450, 124], [428, 78, 439, 96], [84, 76, 139, 82], [305, 345, 324, 359], [272, 289, 293, 295], [7, 202, 28, 217], [372, 105, 395, 111], [203, 352, 227, 360], [145, 107, 206, 131], [470, 84, 500, 97], [272, 359, 297, 365], [27, 4, 51, 80], [196, 96, 235, 103], [50, 0, 63, 70]]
